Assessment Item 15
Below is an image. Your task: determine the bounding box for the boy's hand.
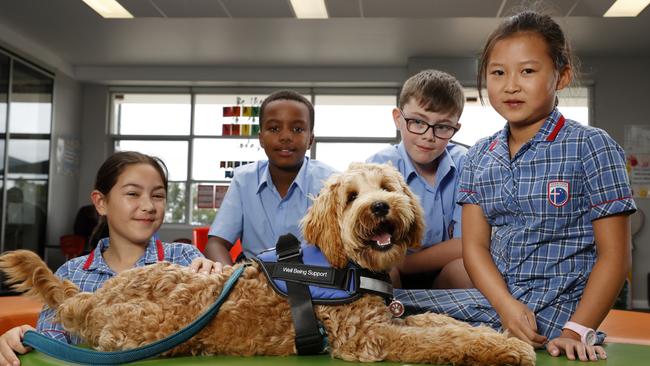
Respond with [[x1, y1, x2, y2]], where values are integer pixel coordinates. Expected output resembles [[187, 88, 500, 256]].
[[0, 325, 34, 366], [189, 257, 223, 275], [546, 331, 606, 361], [389, 267, 402, 288], [497, 298, 547, 348]]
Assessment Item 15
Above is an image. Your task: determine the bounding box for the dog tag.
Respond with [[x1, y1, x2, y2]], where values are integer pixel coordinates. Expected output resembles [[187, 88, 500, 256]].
[[388, 299, 404, 317]]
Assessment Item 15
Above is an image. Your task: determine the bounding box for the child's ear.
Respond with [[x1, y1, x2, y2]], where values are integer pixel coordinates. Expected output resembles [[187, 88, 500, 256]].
[[392, 108, 401, 129], [91, 190, 107, 216], [308, 133, 314, 149], [556, 65, 572, 91]]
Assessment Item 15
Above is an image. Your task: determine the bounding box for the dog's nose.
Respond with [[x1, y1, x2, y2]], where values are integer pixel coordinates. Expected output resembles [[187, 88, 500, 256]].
[[371, 201, 389, 217]]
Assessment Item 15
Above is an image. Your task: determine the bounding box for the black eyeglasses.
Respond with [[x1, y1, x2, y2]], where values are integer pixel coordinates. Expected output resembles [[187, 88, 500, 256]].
[[399, 109, 459, 139]]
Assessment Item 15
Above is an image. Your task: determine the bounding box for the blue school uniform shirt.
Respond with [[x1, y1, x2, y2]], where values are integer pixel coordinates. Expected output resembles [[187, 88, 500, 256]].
[[209, 157, 337, 258], [395, 110, 636, 342], [367, 141, 467, 247], [36, 237, 203, 344]]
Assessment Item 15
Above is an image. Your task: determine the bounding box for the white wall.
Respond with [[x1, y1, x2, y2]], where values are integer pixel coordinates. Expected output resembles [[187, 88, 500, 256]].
[[45, 73, 83, 269]]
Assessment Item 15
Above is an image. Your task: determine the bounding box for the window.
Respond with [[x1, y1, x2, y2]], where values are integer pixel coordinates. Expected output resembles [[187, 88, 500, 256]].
[[454, 87, 591, 147], [0, 51, 53, 280], [111, 90, 399, 226]]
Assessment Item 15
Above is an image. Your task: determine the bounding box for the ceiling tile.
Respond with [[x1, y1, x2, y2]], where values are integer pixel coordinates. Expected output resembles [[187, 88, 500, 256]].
[[571, 0, 617, 17], [221, 0, 293, 18], [120, 0, 164, 17], [501, 0, 579, 17], [151, 0, 228, 17], [326, 0, 362, 17], [362, 0, 504, 18]]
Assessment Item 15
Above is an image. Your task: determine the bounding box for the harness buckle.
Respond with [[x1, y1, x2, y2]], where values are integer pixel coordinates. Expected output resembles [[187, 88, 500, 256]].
[[277, 247, 302, 262]]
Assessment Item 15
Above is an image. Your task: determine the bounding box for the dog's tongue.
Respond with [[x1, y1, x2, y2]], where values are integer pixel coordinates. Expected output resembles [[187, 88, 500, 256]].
[[372, 232, 392, 246]]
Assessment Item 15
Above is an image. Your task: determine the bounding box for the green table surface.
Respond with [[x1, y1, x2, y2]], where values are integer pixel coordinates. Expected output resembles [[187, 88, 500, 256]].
[[18, 343, 650, 366]]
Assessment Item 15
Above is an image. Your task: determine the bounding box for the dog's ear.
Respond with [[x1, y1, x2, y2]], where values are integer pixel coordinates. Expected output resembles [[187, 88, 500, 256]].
[[397, 172, 425, 250], [347, 162, 364, 171], [301, 175, 348, 268]]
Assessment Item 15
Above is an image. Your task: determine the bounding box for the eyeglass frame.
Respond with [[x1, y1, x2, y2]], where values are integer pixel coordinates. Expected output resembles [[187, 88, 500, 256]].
[[398, 109, 459, 140]]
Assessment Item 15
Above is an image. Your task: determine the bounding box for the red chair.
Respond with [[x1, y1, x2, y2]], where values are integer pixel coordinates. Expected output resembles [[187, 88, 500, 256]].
[[192, 227, 242, 262], [59, 234, 86, 260]]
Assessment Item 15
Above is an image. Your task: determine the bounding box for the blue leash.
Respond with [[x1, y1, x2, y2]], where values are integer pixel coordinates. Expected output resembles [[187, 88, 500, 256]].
[[23, 265, 246, 365]]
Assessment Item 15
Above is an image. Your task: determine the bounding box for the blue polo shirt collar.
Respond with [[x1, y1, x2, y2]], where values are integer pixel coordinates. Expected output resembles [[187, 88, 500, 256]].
[[257, 157, 309, 195], [532, 109, 565, 143], [489, 109, 565, 164], [397, 142, 456, 187], [83, 237, 159, 271]]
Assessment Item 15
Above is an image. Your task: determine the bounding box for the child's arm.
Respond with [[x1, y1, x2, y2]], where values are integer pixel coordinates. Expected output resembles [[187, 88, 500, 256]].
[[204, 236, 234, 265], [397, 238, 461, 273], [546, 214, 630, 361], [0, 325, 34, 366], [462, 203, 547, 348]]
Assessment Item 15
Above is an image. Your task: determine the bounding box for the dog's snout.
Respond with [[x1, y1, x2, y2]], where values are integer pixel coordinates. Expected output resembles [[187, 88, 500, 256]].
[[371, 201, 389, 217]]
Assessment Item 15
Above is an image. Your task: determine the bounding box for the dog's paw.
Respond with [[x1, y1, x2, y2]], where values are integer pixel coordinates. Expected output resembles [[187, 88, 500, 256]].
[[506, 337, 536, 366]]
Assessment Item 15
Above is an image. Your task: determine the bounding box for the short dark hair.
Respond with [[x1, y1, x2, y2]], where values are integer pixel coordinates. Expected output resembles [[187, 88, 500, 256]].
[[259, 90, 315, 131], [398, 69, 465, 118], [478, 10, 576, 102]]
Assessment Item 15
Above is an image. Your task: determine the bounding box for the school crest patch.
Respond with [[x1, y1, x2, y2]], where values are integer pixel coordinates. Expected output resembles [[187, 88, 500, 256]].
[[548, 181, 570, 207]]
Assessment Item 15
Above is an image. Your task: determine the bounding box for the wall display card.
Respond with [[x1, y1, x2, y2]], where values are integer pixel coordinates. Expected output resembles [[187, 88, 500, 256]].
[[56, 137, 81, 176], [242, 106, 253, 117], [197, 184, 215, 208], [241, 124, 251, 136], [214, 185, 228, 208], [625, 125, 650, 198], [223, 106, 241, 117]]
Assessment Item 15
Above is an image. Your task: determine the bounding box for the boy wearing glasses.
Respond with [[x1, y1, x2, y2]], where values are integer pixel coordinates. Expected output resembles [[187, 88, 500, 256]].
[[367, 69, 471, 290]]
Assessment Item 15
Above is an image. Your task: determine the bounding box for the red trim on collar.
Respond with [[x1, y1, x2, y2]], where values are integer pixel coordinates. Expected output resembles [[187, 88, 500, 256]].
[[489, 139, 499, 151], [83, 239, 164, 270], [156, 239, 164, 261], [82, 250, 95, 270], [546, 115, 565, 142]]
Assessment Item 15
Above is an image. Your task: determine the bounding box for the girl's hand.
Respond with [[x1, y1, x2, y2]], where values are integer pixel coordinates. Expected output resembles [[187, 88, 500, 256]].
[[497, 298, 547, 348], [0, 325, 34, 366], [546, 330, 607, 361], [189, 257, 223, 275]]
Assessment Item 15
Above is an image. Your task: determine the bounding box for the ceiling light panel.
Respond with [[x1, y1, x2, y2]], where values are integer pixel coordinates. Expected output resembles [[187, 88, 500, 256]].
[[82, 0, 133, 18], [290, 0, 329, 19], [604, 0, 650, 17]]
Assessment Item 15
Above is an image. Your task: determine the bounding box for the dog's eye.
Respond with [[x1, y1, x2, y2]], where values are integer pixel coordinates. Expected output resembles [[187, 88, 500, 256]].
[[347, 192, 358, 203], [381, 183, 393, 192]]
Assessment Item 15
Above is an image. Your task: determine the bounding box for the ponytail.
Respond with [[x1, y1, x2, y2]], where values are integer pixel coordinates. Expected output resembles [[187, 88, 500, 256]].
[[88, 215, 109, 248]]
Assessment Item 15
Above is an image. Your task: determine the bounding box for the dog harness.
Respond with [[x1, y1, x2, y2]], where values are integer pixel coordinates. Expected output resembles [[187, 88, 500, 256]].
[[253, 233, 397, 355]]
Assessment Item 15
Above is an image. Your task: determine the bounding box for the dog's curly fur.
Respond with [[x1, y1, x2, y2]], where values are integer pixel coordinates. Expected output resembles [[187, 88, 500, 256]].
[[0, 163, 535, 365]]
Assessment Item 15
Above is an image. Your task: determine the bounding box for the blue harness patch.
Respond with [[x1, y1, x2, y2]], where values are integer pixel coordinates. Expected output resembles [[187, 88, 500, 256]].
[[255, 245, 362, 304]]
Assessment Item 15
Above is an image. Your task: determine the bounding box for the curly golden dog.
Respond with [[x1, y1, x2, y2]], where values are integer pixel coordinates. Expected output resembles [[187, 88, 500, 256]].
[[0, 163, 535, 365]]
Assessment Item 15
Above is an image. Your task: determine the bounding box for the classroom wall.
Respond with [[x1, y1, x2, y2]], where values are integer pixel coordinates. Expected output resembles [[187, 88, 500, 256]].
[[582, 56, 650, 309], [44, 73, 83, 269]]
